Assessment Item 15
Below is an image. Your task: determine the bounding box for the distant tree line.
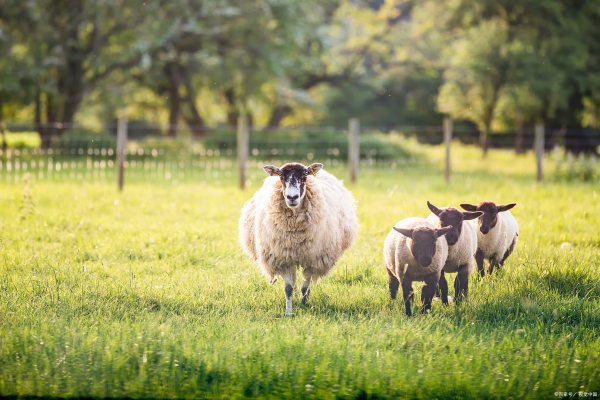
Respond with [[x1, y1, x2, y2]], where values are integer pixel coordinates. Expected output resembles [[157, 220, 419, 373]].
[[0, 0, 599, 153]]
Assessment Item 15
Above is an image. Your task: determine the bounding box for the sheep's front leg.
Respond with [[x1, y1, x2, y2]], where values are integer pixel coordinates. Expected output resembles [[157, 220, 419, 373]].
[[387, 268, 399, 300], [475, 249, 485, 277], [283, 270, 296, 316], [401, 277, 414, 316], [454, 265, 469, 302], [438, 271, 449, 305], [301, 270, 312, 304], [488, 258, 499, 274], [421, 272, 441, 314]]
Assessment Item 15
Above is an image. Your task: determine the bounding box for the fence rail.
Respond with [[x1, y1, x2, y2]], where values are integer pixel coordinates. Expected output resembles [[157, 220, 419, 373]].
[[1, 121, 598, 186]]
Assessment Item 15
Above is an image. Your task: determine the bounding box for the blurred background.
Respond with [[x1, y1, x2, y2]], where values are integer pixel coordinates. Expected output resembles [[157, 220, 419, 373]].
[[0, 0, 598, 183]]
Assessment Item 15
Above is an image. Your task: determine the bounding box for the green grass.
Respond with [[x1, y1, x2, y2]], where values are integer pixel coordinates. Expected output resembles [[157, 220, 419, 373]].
[[0, 144, 599, 399]]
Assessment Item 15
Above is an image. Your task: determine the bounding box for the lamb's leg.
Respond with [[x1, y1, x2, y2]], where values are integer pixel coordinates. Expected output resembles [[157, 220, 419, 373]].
[[401, 277, 414, 316], [438, 271, 449, 305], [283, 270, 295, 316], [387, 268, 399, 300], [475, 249, 485, 277], [301, 270, 312, 304], [454, 265, 469, 302], [421, 272, 440, 314]]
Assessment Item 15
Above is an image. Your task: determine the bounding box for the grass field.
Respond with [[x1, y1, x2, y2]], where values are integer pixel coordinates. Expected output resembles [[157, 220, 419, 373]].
[[0, 145, 599, 399]]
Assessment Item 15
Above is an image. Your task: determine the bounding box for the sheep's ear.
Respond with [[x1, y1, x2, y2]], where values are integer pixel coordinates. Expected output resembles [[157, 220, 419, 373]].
[[306, 163, 323, 176], [393, 227, 413, 238], [498, 203, 516, 212], [462, 211, 483, 220], [263, 165, 282, 176], [460, 203, 478, 212], [427, 201, 442, 216], [435, 226, 453, 238]]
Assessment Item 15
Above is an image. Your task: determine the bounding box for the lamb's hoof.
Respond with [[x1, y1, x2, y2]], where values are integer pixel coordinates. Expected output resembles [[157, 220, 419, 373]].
[[285, 311, 293, 317]]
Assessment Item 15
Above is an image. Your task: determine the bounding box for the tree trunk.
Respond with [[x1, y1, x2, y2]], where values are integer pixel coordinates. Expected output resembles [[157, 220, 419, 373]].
[[224, 88, 238, 127], [165, 62, 181, 138], [266, 105, 292, 129], [515, 123, 526, 154], [40, 91, 57, 148], [480, 126, 489, 156], [181, 66, 206, 137], [0, 98, 7, 151]]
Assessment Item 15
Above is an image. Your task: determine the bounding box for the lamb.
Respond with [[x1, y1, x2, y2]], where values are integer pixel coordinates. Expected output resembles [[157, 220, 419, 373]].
[[425, 201, 482, 303], [383, 217, 452, 316], [239, 162, 358, 316], [460, 201, 519, 276]]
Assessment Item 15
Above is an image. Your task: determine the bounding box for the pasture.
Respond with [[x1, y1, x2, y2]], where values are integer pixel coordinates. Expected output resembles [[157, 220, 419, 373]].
[[0, 143, 599, 399]]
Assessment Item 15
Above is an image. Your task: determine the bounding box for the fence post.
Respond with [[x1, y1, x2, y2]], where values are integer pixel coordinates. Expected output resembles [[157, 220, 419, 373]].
[[443, 117, 453, 183], [117, 115, 128, 192], [237, 112, 249, 190], [535, 121, 544, 181], [348, 118, 360, 183]]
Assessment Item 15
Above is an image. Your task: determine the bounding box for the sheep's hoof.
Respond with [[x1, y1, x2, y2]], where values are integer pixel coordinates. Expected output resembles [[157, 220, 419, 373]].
[[285, 311, 293, 317]]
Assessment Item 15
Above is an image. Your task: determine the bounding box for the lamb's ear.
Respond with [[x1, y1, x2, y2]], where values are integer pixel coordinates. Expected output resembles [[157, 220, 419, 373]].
[[393, 227, 413, 238], [435, 226, 453, 238], [460, 203, 478, 212], [498, 203, 516, 212], [427, 201, 442, 216], [462, 211, 483, 220], [263, 165, 282, 176], [306, 163, 323, 176]]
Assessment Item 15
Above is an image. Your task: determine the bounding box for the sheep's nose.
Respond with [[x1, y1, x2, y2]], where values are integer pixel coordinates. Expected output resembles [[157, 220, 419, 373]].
[[287, 194, 299, 201], [480, 227, 489, 234]]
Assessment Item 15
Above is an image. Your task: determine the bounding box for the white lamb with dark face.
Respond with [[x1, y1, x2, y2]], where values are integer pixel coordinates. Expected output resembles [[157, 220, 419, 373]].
[[460, 201, 519, 276], [383, 217, 452, 316], [425, 201, 482, 303], [239, 162, 358, 316]]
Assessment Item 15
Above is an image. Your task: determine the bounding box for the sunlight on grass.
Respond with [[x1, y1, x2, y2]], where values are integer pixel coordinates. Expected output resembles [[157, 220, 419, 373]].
[[0, 145, 598, 398]]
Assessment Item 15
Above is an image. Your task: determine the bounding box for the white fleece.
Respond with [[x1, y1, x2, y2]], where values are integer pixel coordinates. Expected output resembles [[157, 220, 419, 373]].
[[239, 169, 358, 282]]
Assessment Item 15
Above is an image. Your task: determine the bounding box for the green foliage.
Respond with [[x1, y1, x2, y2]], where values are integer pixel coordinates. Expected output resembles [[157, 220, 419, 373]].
[[1, 0, 600, 143], [3, 132, 41, 149]]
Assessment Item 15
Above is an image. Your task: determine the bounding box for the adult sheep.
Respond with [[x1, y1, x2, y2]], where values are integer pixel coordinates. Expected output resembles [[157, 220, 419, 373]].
[[239, 162, 358, 316], [460, 201, 519, 276]]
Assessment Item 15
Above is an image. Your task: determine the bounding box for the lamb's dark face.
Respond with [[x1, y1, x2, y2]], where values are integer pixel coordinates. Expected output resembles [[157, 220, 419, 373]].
[[427, 201, 482, 245], [460, 201, 516, 235], [263, 162, 323, 210], [394, 226, 453, 268]]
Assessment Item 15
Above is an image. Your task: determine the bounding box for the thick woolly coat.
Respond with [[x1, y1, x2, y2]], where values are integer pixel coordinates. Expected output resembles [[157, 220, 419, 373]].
[[383, 218, 448, 281], [426, 214, 478, 274], [477, 211, 519, 261], [239, 169, 358, 282]]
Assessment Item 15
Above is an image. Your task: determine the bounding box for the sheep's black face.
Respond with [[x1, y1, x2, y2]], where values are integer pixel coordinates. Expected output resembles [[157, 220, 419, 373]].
[[394, 226, 453, 268], [427, 202, 482, 245], [460, 201, 516, 235], [263, 162, 323, 210], [477, 202, 498, 234], [411, 229, 438, 267]]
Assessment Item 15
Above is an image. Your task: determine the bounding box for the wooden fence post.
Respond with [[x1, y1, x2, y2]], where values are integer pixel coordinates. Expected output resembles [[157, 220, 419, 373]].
[[443, 117, 453, 183], [237, 112, 249, 190], [117, 115, 128, 192], [535, 121, 544, 181], [348, 118, 360, 183]]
